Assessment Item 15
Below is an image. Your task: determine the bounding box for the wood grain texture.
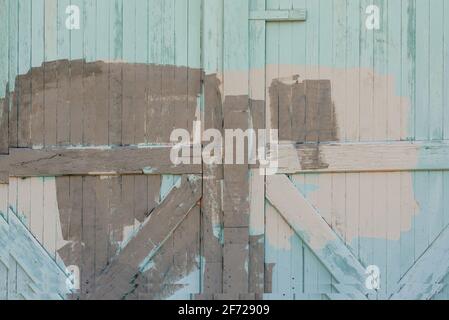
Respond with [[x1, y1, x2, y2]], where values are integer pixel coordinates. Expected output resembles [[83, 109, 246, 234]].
[[7, 146, 201, 177], [87, 175, 201, 300], [275, 142, 449, 173], [266, 174, 369, 299]]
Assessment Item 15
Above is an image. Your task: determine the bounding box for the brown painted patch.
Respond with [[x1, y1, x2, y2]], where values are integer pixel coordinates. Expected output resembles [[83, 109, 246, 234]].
[[5, 60, 203, 148], [270, 79, 338, 143]]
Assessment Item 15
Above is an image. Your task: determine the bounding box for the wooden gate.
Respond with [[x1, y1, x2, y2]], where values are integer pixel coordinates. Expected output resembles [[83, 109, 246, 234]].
[[1, 0, 449, 300]]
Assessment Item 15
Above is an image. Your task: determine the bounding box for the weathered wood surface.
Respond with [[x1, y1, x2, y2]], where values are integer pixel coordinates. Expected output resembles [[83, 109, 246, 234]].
[[5, 146, 201, 177], [390, 225, 449, 300], [266, 174, 369, 299], [87, 175, 202, 299], [274, 142, 449, 173]]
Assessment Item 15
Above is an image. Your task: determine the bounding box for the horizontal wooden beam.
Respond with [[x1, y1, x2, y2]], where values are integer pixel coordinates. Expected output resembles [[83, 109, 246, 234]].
[[3, 146, 202, 178], [249, 9, 307, 21], [266, 174, 370, 299], [274, 141, 449, 174], [390, 225, 449, 300]]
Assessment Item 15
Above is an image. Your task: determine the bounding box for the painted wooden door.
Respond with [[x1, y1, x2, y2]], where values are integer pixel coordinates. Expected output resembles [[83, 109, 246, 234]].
[[0, 0, 205, 300], [253, 0, 449, 300], [1, 0, 449, 300]]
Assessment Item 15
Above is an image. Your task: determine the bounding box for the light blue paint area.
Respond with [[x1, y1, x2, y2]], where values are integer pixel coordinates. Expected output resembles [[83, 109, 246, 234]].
[[167, 261, 201, 300], [346, 176, 449, 299], [142, 167, 156, 174], [213, 224, 224, 246], [159, 175, 182, 203], [289, 178, 319, 197], [265, 220, 332, 299], [0, 206, 71, 300], [139, 260, 155, 274]]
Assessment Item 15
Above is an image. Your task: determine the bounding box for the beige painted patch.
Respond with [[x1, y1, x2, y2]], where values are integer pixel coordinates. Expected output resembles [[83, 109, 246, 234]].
[[218, 65, 411, 143], [291, 171, 419, 243]]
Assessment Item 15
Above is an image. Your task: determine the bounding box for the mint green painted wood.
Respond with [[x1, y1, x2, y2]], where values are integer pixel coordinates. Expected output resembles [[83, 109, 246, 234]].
[[402, 0, 416, 141], [415, 0, 430, 141], [249, 9, 306, 21], [44, 0, 57, 62], [429, 0, 444, 141], [110, 0, 123, 61], [70, 0, 84, 60], [445, 1, 449, 141], [96, 0, 109, 61], [414, 172, 429, 259], [31, 0, 44, 68], [58, 0, 70, 60], [83, 0, 96, 62], [0, 0, 9, 98]]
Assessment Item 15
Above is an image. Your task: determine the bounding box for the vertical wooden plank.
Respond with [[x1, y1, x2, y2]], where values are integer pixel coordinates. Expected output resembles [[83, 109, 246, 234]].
[[121, 176, 135, 235], [266, 0, 279, 134], [30, 178, 44, 243], [359, 173, 373, 266], [81, 176, 96, 297], [346, 0, 361, 141], [345, 173, 360, 256], [68, 176, 83, 299], [415, 0, 429, 141], [135, 0, 148, 144], [386, 172, 401, 296], [248, 0, 265, 296], [387, 0, 402, 140], [83, 0, 97, 145], [373, 0, 388, 141], [8, 178, 18, 221], [360, 0, 374, 141], [160, 0, 175, 142], [148, 0, 160, 144], [44, 0, 58, 147], [401, 0, 416, 141], [8, 0, 18, 148], [445, 0, 449, 140], [201, 0, 224, 296], [0, 0, 9, 154], [445, 172, 449, 229], [400, 171, 415, 277], [173, 0, 188, 134], [0, 182, 8, 221], [122, 0, 136, 145], [17, 0, 32, 148], [109, 0, 123, 146], [43, 177, 57, 259], [223, 0, 250, 295], [372, 173, 387, 298], [57, 0, 71, 146], [31, 0, 45, 148], [413, 171, 429, 259], [17, 178, 31, 227], [304, 0, 319, 143], [0, 260, 6, 300], [187, 0, 202, 138], [333, 0, 347, 142], [95, 0, 110, 146], [429, 0, 444, 141], [331, 174, 346, 241], [94, 177, 109, 279], [133, 175, 148, 223], [428, 172, 444, 242], [69, 0, 84, 146]]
